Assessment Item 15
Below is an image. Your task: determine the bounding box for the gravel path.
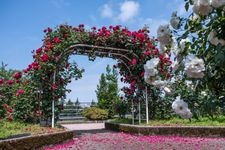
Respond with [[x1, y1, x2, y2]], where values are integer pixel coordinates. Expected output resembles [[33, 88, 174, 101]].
[[43, 123, 225, 150]]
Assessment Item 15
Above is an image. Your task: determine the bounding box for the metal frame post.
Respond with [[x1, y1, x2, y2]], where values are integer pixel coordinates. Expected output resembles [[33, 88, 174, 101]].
[[145, 86, 149, 124], [138, 99, 141, 125], [132, 99, 134, 125], [52, 70, 56, 128]]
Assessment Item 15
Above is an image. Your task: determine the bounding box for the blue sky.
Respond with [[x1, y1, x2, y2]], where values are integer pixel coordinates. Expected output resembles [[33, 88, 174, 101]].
[[0, 0, 185, 102]]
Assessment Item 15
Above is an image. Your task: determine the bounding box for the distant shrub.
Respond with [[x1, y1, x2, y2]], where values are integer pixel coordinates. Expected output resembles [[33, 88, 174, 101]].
[[81, 107, 108, 120], [113, 100, 128, 118]]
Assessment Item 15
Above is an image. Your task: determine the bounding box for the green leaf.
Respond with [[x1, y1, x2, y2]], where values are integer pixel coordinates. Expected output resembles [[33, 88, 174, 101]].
[[184, 23, 188, 30], [185, 2, 189, 12]]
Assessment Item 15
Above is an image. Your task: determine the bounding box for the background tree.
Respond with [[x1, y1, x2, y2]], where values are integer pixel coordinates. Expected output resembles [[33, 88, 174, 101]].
[[67, 99, 73, 105], [96, 65, 119, 118], [113, 98, 128, 118], [74, 98, 81, 113], [90, 99, 97, 107]]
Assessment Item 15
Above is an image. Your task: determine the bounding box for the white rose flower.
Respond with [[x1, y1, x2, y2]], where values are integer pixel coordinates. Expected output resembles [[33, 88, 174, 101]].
[[144, 58, 161, 85], [171, 60, 179, 72], [170, 11, 180, 29], [157, 24, 173, 46], [179, 109, 193, 119], [210, 0, 225, 8], [159, 90, 166, 98], [208, 30, 225, 46], [159, 44, 166, 54], [201, 91, 207, 96], [151, 80, 167, 88], [144, 58, 159, 70], [164, 86, 172, 94], [180, 38, 190, 51], [185, 80, 193, 89], [170, 77, 176, 84], [144, 77, 152, 85], [193, 0, 212, 16], [172, 96, 192, 119], [171, 37, 179, 56], [144, 68, 158, 78], [189, 14, 200, 21], [184, 54, 205, 78]]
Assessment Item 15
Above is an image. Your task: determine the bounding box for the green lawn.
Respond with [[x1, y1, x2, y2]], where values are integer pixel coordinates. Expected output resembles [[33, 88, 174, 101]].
[[111, 116, 225, 126], [0, 120, 65, 139]]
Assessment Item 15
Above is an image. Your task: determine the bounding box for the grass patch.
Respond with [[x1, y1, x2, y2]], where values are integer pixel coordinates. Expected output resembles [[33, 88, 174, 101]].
[[111, 116, 225, 126], [0, 119, 65, 139]]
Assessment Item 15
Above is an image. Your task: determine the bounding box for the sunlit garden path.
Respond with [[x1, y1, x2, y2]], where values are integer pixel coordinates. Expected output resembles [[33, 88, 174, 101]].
[[43, 123, 225, 150]]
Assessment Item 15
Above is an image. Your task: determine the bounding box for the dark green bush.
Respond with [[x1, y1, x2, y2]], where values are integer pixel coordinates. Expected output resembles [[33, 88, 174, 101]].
[[81, 107, 108, 120], [113, 99, 128, 118]]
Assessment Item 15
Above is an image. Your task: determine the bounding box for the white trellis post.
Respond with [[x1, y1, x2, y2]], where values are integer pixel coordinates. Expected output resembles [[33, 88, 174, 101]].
[[52, 70, 56, 128], [132, 99, 134, 125], [145, 86, 149, 124], [138, 99, 141, 125]]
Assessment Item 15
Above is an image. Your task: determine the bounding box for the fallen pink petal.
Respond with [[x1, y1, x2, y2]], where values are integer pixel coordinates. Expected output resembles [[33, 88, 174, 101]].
[[43, 131, 225, 150]]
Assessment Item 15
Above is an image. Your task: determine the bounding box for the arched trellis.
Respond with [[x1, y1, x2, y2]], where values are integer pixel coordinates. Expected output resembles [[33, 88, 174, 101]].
[[50, 44, 148, 127], [58, 44, 140, 73]]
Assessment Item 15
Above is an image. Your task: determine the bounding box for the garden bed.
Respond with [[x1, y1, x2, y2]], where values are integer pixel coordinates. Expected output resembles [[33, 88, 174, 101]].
[[105, 122, 225, 137], [0, 120, 74, 150], [0, 120, 65, 139], [0, 130, 74, 150]]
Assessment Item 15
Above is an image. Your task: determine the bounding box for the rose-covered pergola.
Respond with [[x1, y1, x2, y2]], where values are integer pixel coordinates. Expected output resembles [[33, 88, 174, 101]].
[[35, 24, 172, 127], [1, 24, 172, 126]]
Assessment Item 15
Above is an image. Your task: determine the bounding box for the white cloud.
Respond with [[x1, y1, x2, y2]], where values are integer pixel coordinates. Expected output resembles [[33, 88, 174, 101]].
[[118, 1, 140, 22], [101, 4, 113, 18]]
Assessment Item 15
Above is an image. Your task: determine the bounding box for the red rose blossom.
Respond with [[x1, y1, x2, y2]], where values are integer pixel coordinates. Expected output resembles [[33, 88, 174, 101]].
[[7, 115, 13, 122], [13, 72, 22, 80], [52, 83, 57, 90], [36, 48, 42, 54], [167, 73, 171, 79], [47, 27, 52, 33], [7, 80, 14, 85], [141, 71, 144, 77], [131, 58, 137, 65], [31, 62, 40, 70], [7, 108, 13, 113], [144, 51, 151, 56], [0, 78, 4, 84], [53, 37, 61, 44], [137, 33, 145, 43], [16, 89, 25, 96], [131, 80, 137, 86], [41, 54, 49, 62]]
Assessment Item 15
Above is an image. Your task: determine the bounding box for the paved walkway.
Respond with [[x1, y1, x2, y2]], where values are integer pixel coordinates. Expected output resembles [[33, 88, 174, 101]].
[[44, 123, 225, 150], [61, 123, 105, 131]]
